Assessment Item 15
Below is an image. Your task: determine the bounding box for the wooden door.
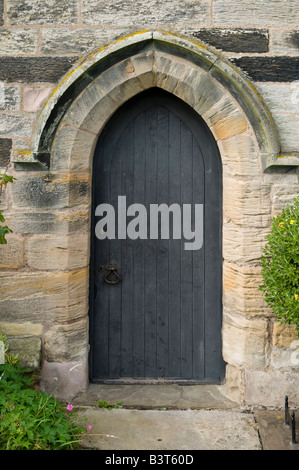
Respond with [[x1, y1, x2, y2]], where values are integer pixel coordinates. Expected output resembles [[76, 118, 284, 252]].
[[89, 88, 224, 383]]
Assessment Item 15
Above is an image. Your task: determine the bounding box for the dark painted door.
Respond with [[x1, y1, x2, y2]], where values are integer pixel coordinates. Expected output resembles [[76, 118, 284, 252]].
[[90, 88, 224, 383]]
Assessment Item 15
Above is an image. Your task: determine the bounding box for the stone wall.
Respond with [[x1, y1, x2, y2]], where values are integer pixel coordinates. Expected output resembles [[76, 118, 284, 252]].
[[0, 0, 298, 406]]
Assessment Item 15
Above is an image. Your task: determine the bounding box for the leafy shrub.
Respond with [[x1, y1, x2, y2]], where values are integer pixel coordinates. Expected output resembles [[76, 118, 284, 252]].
[[0, 170, 15, 244], [259, 196, 299, 336], [0, 363, 85, 450]]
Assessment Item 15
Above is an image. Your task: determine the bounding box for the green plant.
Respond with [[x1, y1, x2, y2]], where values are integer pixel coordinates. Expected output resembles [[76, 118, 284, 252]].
[[0, 163, 16, 244], [0, 333, 19, 365], [259, 196, 299, 336], [98, 399, 122, 410], [0, 362, 85, 450]]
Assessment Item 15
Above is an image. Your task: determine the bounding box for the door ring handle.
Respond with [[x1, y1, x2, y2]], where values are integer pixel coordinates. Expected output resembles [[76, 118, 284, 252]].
[[100, 261, 121, 285]]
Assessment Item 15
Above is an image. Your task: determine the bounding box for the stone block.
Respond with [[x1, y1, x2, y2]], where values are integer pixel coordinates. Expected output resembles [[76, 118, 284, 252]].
[[256, 83, 299, 114], [6, 336, 41, 370], [40, 360, 89, 401], [0, 29, 38, 54], [40, 28, 127, 56], [222, 311, 269, 369], [0, 0, 3, 26], [194, 73, 224, 115], [0, 183, 8, 210], [94, 60, 144, 106], [270, 29, 299, 54], [245, 370, 299, 407], [7, 0, 78, 25], [272, 184, 299, 216], [130, 50, 156, 90], [0, 269, 89, 325], [0, 113, 34, 137], [263, 169, 298, 185], [0, 234, 24, 268], [51, 124, 97, 171], [174, 66, 224, 114], [0, 138, 12, 166], [192, 28, 269, 53], [202, 95, 247, 140], [222, 364, 243, 404], [0, 341, 4, 364], [81, 0, 211, 26], [223, 178, 271, 227], [214, 0, 299, 27], [218, 133, 260, 177], [0, 321, 43, 337], [27, 234, 89, 271], [0, 57, 78, 83], [11, 172, 90, 210], [155, 53, 187, 94], [272, 323, 298, 348], [23, 84, 53, 113], [223, 223, 270, 263], [5, 210, 89, 235], [44, 318, 88, 362], [63, 83, 117, 135], [232, 56, 299, 82], [0, 85, 20, 111], [223, 262, 270, 316], [270, 346, 299, 370], [271, 113, 299, 153]]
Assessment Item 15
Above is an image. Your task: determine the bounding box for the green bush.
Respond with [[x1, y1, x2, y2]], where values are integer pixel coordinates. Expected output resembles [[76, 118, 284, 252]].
[[259, 196, 299, 336], [0, 170, 15, 244], [0, 363, 85, 450]]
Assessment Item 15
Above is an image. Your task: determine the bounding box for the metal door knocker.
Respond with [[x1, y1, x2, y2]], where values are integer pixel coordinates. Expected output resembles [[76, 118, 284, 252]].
[[100, 261, 121, 285]]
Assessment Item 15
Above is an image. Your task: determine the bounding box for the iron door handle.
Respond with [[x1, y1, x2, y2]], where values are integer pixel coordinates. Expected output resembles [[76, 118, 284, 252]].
[[99, 261, 121, 285]]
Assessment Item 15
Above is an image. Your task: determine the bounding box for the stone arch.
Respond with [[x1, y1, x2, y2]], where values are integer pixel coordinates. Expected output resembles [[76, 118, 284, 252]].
[[31, 31, 280, 172], [36, 31, 282, 401]]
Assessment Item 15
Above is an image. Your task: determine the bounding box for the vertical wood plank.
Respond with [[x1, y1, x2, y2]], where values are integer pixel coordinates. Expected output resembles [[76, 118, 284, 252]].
[[144, 105, 158, 377], [107, 139, 122, 377], [132, 112, 146, 377], [168, 111, 181, 377], [156, 105, 170, 377], [120, 122, 134, 377], [192, 138, 205, 378], [180, 122, 193, 378]]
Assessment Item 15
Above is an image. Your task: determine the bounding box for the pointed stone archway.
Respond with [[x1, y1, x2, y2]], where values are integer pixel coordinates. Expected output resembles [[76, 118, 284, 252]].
[[23, 31, 285, 402]]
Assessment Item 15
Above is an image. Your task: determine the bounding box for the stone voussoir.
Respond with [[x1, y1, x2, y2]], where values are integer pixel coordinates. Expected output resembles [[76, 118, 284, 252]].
[[202, 94, 247, 141], [50, 124, 98, 171]]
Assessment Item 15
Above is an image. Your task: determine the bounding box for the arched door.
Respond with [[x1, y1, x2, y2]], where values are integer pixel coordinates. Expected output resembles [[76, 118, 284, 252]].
[[89, 88, 224, 383]]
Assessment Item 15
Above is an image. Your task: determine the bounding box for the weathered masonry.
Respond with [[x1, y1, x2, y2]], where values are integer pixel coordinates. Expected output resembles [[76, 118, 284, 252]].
[[0, 1, 299, 407]]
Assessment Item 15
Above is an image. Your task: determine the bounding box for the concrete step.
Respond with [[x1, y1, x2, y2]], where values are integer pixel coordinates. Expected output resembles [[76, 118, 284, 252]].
[[73, 384, 299, 450]]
